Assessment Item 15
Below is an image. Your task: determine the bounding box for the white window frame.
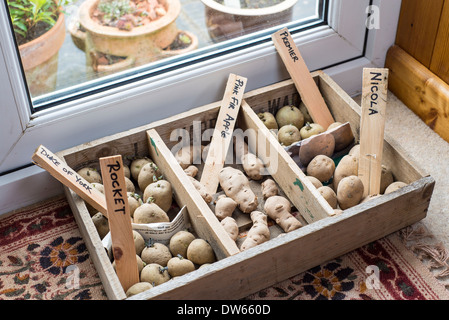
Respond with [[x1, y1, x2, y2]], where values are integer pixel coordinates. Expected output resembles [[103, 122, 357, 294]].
[[0, 0, 402, 214]]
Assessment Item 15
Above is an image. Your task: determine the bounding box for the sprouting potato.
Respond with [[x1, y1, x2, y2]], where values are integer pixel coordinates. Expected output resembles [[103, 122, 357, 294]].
[[143, 179, 173, 212], [140, 263, 170, 286], [130, 157, 152, 181], [258, 112, 278, 130], [275, 105, 305, 130], [141, 241, 172, 267], [92, 212, 109, 239], [125, 282, 153, 297], [127, 192, 142, 218], [137, 162, 161, 192], [278, 124, 301, 146], [333, 154, 358, 190], [133, 201, 170, 224], [300, 122, 325, 140]]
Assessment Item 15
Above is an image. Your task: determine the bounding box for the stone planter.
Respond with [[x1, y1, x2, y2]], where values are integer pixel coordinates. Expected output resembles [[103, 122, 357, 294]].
[[201, 0, 298, 42], [18, 12, 66, 97], [77, 0, 197, 74]]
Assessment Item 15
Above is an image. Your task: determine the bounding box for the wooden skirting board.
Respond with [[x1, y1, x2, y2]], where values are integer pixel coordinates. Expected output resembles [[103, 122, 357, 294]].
[[385, 45, 449, 144]]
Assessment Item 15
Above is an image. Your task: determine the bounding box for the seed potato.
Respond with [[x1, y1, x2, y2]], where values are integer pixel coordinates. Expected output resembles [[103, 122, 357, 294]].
[[306, 176, 323, 189], [137, 162, 160, 191], [299, 101, 313, 123], [127, 192, 142, 218], [130, 157, 152, 180], [306, 155, 335, 183], [317, 186, 338, 209], [124, 176, 135, 193], [276, 105, 305, 130], [77, 167, 102, 184], [167, 256, 195, 277], [133, 230, 146, 256], [141, 242, 172, 266], [169, 230, 196, 258], [380, 165, 394, 194], [143, 179, 173, 212], [140, 263, 170, 286], [125, 282, 153, 297], [92, 212, 109, 239], [348, 144, 360, 158], [300, 122, 325, 140], [258, 112, 278, 130], [186, 239, 216, 265], [333, 154, 358, 190], [112, 254, 144, 273], [133, 202, 170, 224], [337, 175, 364, 210], [278, 124, 301, 146], [385, 181, 407, 194]]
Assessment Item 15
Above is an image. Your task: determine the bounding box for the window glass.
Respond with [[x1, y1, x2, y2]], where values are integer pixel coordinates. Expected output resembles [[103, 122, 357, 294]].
[[6, 0, 324, 110]]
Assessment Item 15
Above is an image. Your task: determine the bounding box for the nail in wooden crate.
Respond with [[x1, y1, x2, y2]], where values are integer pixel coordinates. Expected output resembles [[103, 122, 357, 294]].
[[57, 71, 434, 300]]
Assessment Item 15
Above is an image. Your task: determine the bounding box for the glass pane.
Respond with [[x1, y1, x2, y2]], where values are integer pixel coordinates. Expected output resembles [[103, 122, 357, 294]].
[[6, 0, 324, 109]]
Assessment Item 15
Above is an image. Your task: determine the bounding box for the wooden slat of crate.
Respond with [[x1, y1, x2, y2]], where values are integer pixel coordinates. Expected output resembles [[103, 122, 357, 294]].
[[130, 176, 434, 300]]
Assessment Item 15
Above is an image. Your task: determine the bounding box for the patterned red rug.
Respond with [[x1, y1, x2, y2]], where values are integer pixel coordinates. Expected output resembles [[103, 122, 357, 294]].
[[1, 195, 448, 300]]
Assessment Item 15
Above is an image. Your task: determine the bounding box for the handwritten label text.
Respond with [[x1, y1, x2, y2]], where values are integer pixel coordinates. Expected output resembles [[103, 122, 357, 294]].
[[105, 160, 126, 215], [279, 31, 299, 62], [368, 72, 383, 116]]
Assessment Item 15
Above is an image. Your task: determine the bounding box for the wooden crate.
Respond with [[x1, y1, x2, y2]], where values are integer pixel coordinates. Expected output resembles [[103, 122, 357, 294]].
[[58, 71, 435, 300]]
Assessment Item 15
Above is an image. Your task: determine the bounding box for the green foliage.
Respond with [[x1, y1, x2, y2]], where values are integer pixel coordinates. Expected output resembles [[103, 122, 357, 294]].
[[97, 0, 134, 26], [7, 0, 69, 40]]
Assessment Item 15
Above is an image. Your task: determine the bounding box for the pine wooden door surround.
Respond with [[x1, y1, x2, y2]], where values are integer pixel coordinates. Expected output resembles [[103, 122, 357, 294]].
[[385, 0, 449, 143]]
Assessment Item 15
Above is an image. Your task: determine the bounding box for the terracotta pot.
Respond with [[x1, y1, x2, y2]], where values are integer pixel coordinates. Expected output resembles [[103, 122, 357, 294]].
[[79, 0, 182, 70], [160, 30, 199, 58], [201, 0, 298, 42], [18, 12, 66, 96]]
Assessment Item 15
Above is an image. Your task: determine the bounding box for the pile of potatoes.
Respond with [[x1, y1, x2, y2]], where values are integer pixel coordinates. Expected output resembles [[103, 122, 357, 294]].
[[258, 104, 408, 212], [124, 229, 216, 297], [76, 156, 219, 297], [76, 156, 177, 239], [258, 103, 329, 146], [172, 144, 302, 252], [305, 144, 408, 212]]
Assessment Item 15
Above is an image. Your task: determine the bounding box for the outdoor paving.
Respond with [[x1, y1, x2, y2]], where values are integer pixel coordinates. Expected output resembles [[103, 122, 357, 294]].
[[53, 0, 316, 94]]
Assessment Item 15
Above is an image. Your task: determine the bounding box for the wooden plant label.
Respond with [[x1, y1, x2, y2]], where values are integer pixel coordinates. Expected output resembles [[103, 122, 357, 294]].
[[358, 68, 389, 197], [272, 27, 334, 129], [200, 73, 247, 195], [99, 155, 139, 292], [32, 145, 107, 216]]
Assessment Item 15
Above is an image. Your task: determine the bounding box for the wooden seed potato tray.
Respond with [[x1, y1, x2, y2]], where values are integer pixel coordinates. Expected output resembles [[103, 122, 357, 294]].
[[58, 71, 434, 300]]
